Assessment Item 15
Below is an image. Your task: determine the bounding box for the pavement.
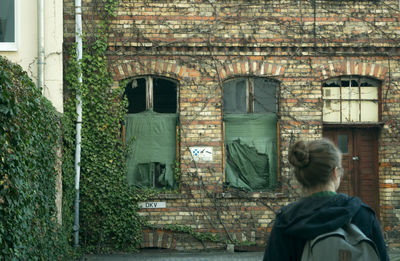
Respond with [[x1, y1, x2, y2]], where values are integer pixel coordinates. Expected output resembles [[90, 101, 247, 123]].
[[84, 247, 400, 261], [84, 250, 263, 261]]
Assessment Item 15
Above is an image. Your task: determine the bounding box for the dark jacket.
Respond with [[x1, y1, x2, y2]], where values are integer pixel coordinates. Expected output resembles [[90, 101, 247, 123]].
[[263, 193, 389, 261]]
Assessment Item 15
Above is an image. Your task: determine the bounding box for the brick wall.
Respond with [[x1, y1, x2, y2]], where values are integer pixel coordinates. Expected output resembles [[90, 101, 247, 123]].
[[64, 0, 400, 249]]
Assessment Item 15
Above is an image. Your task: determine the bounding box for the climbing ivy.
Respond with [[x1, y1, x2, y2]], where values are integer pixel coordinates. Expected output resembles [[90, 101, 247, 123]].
[[0, 56, 72, 259], [63, 28, 157, 252], [61, 0, 162, 253], [162, 224, 222, 243]]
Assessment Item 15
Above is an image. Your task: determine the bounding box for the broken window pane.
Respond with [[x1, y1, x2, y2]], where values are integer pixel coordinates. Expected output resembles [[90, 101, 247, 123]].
[[351, 79, 359, 88], [341, 77, 351, 87], [125, 77, 177, 113], [323, 78, 340, 87], [323, 76, 379, 123], [360, 78, 379, 87]]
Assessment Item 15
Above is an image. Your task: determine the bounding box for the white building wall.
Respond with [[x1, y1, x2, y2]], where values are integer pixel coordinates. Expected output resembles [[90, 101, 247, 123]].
[[0, 0, 63, 113]]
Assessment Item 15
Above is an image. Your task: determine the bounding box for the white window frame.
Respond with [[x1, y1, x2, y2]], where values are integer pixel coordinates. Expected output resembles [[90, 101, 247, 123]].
[[0, 0, 19, 51], [323, 76, 380, 123]]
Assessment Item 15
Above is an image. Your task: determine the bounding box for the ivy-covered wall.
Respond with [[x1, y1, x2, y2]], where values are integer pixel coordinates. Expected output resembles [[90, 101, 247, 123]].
[[0, 56, 70, 259], [62, 33, 151, 252]]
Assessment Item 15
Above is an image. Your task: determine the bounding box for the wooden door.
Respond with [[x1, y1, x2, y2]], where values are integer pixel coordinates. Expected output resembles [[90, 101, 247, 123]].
[[323, 128, 380, 217]]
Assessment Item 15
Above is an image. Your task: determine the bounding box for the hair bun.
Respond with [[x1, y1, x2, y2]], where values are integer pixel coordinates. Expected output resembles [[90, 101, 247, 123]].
[[289, 141, 310, 168]]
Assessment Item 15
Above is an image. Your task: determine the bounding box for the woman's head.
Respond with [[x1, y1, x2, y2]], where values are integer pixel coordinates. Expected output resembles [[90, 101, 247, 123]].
[[288, 138, 342, 189]]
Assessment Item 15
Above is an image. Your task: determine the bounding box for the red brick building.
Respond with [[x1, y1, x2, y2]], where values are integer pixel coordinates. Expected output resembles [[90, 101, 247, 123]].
[[64, 0, 400, 250]]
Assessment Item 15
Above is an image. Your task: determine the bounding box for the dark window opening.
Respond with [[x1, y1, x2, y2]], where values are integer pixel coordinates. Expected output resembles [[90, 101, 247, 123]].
[[154, 78, 177, 113], [125, 78, 146, 113], [322, 79, 340, 87], [124, 76, 177, 114], [137, 162, 165, 188], [342, 79, 350, 87], [338, 134, 349, 154]]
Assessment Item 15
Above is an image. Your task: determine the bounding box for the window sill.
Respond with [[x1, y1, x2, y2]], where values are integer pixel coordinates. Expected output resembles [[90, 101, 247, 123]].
[[151, 192, 191, 200], [0, 43, 18, 52], [216, 190, 286, 199], [148, 189, 285, 200], [323, 122, 384, 128]]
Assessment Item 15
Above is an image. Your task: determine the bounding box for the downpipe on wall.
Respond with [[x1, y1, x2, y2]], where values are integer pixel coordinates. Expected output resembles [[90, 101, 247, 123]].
[[37, 0, 44, 90], [74, 0, 83, 248]]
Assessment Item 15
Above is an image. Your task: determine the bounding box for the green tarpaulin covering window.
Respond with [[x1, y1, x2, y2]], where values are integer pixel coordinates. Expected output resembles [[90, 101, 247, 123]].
[[224, 113, 277, 191], [125, 111, 177, 189]]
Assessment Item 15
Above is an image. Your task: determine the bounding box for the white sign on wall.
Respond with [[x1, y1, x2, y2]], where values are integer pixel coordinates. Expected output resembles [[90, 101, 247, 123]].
[[190, 147, 213, 162], [139, 202, 166, 209]]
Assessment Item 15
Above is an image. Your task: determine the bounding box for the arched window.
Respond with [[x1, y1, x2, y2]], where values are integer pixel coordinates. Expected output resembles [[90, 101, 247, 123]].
[[223, 77, 278, 191], [323, 76, 380, 123], [125, 76, 177, 113], [124, 76, 178, 189]]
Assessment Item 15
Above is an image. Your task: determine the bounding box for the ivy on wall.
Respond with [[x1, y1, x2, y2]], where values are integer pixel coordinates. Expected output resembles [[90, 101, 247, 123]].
[[63, 30, 157, 252], [61, 0, 166, 254], [0, 56, 70, 259]]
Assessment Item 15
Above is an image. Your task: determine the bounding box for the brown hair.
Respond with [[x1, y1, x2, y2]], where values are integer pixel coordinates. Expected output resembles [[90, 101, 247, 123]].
[[288, 138, 342, 188]]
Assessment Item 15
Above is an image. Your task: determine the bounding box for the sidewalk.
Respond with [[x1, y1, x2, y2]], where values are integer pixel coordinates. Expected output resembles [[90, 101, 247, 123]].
[[84, 247, 400, 261], [84, 249, 263, 261]]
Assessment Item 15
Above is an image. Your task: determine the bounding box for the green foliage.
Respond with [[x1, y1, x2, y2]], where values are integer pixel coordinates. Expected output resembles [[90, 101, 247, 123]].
[[63, 32, 151, 253], [103, 0, 119, 17], [173, 160, 182, 190], [162, 224, 222, 243], [0, 56, 71, 259]]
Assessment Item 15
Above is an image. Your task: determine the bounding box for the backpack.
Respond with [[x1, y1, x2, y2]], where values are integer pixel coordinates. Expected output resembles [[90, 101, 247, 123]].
[[301, 223, 380, 261]]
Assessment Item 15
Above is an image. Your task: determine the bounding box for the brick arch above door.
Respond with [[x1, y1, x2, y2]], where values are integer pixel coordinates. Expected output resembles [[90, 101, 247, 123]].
[[319, 61, 388, 80], [217, 61, 286, 81], [111, 60, 200, 81]]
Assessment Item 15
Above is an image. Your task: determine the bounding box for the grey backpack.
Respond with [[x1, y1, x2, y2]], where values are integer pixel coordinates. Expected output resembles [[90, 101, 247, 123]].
[[301, 223, 380, 261]]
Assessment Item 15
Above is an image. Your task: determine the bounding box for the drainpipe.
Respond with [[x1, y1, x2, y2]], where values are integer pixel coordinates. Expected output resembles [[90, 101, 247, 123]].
[[37, 0, 44, 89], [74, 0, 83, 248]]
